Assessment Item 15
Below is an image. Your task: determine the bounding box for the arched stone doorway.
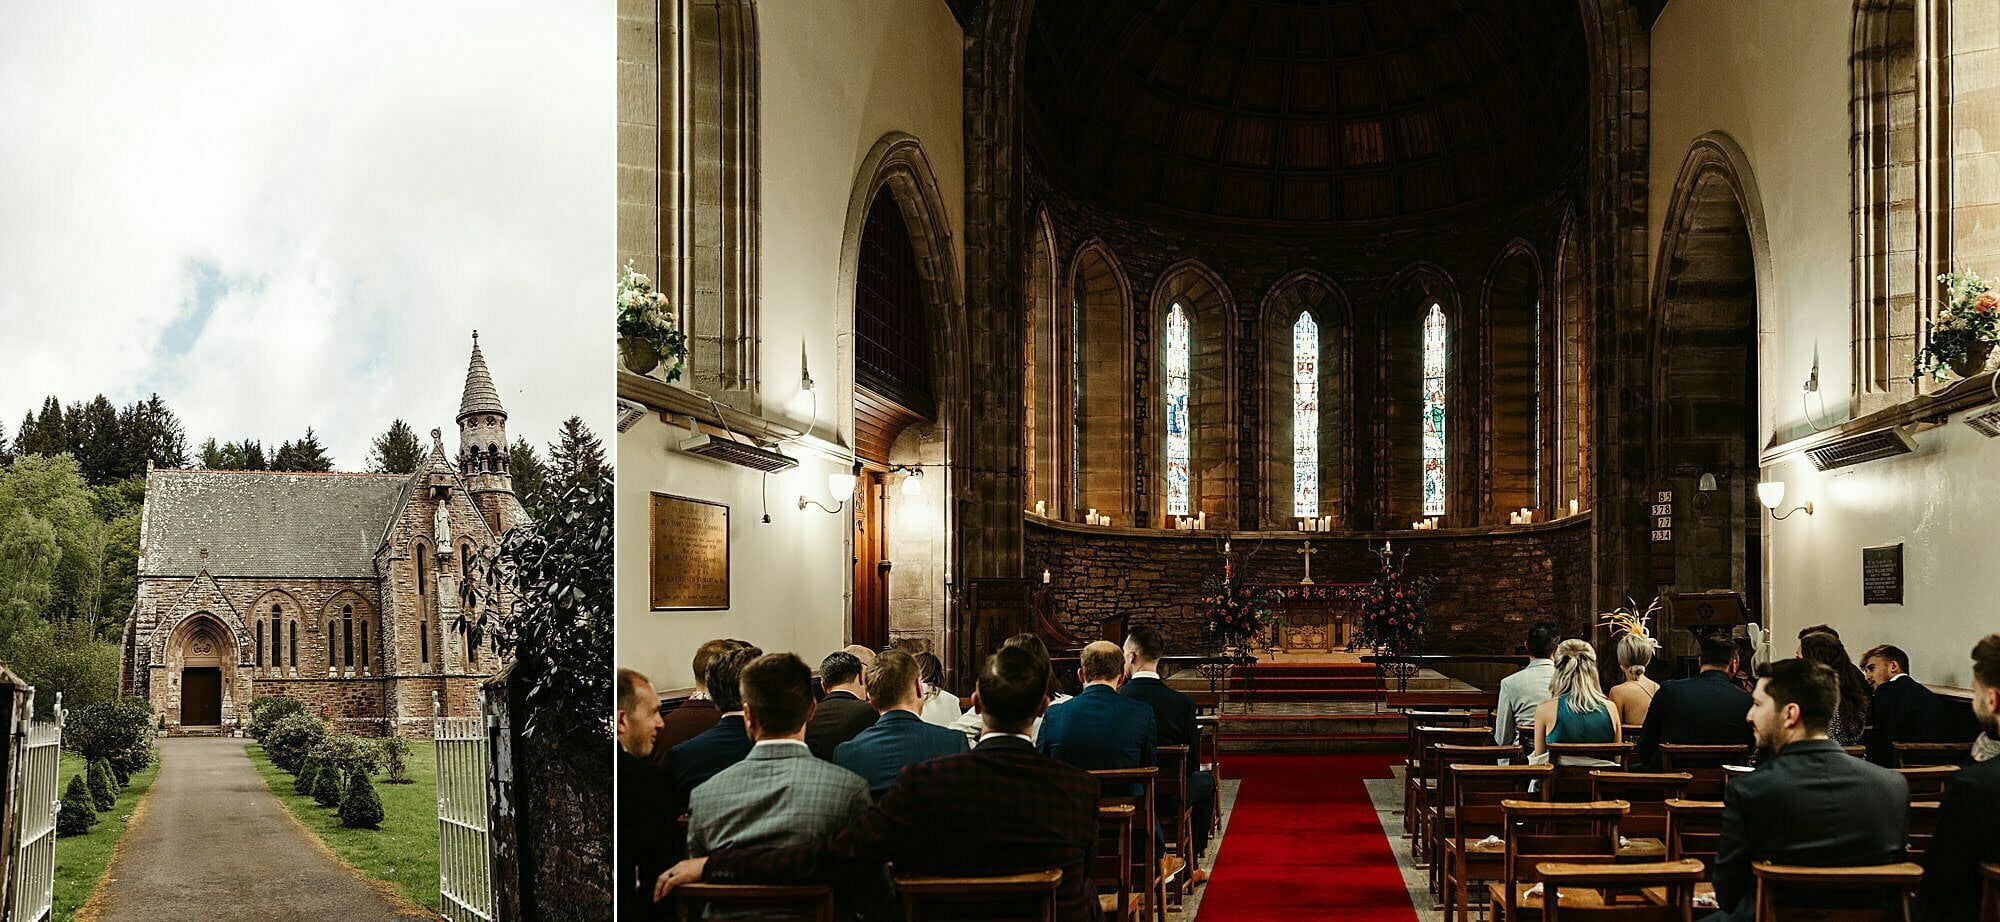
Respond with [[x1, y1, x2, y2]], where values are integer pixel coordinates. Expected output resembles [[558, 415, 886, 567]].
[[170, 614, 237, 728]]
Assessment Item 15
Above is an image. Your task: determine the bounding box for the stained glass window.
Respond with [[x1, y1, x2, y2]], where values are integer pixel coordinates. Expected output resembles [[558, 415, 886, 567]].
[[1422, 303, 1448, 517], [1164, 303, 1191, 518], [1292, 311, 1319, 518]]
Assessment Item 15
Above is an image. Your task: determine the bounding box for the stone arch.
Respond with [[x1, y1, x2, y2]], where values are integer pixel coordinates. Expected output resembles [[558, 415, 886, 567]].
[[1380, 263, 1466, 527], [1483, 240, 1543, 524], [1551, 209, 1590, 514], [320, 590, 378, 675], [1257, 270, 1352, 529], [1147, 259, 1237, 528], [1068, 239, 1135, 524], [247, 588, 302, 674], [1023, 208, 1061, 516], [1650, 133, 1769, 610], [165, 613, 238, 728]]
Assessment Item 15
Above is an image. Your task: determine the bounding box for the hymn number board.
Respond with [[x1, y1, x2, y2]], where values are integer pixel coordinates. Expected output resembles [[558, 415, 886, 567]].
[[1649, 488, 1677, 584]]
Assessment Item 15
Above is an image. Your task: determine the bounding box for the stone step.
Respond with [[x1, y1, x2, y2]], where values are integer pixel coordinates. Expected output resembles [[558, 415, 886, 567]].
[[1225, 676, 1384, 690]]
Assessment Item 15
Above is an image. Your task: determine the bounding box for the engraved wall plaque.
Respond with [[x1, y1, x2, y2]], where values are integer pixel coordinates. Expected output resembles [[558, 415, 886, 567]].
[[1862, 544, 1903, 606], [651, 492, 729, 610]]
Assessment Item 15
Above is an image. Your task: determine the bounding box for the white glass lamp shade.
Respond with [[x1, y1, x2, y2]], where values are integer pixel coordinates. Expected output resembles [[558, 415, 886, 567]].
[[1757, 481, 1785, 510], [828, 471, 859, 501], [901, 471, 923, 495]]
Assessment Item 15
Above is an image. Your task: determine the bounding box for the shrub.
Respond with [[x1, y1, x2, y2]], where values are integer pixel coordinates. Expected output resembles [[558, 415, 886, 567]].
[[87, 758, 116, 811], [67, 697, 153, 766], [108, 737, 152, 780], [380, 735, 413, 784], [264, 713, 328, 774], [310, 735, 383, 785], [109, 759, 129, 788], [338, 767, 384, 829], [295, 759, 319, 797], [311, 763, 344, 808], [248, 695, 306, 742], [56, 774, 96, 837]]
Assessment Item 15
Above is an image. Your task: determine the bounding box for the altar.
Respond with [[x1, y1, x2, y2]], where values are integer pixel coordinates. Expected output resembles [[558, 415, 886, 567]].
[[1250, 582, 1368, 652]]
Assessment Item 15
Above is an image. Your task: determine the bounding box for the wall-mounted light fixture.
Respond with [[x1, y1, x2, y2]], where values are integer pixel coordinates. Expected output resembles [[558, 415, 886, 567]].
[[801, 460, 863, 514], [1757, 481, 1813, 520], [1698, 472, 1719, 492], [890, 464, 925, 496]]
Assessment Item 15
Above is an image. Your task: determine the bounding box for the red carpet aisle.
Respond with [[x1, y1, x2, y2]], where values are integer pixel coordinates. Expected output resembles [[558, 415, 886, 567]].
[[1197, 755, 1415, 922]]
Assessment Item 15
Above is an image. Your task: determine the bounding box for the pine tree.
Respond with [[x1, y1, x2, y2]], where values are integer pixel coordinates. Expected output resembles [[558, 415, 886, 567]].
[[73, 396, 123, 485], [118, 394, 189, 475], [295, 758, 320, 796], [509, 438, 548, 518], [367, 419, 424, 474], [0, 418, 12, 467], [87, 758, 116, 811], [56, 774, 96, 836], [63, 400, 88, 458], [338, 766, 384, 829], [229, 439, 268, 470], [546, 416, 606, 488], [311, 761, 344, 807], [17, 397, 68, 457], [273, 428, 333, 472]]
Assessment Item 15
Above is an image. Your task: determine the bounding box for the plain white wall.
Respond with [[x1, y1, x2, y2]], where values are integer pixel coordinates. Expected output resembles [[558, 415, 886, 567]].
[[1652, 0, 2000, 687], [618, 0, 963, 692]]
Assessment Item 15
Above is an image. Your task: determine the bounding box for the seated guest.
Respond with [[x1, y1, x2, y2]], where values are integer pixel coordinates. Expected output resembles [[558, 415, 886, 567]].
[[1799, 632, 1869, 747], [834, 650, 969, 796], [1917, 633, 2000, 922], [1122, 625, 1217, 883], [668, 647, 760, 816], [913, 651, 961, 727], [1862, 643, 1965, 764], [1798, 624, 1840, 641], [1038, 640, 1157, 774], [1532, 639, 1621, 764], [686, 652, 870, 861], [1608, 629, 1661, 728], [951, 633, 1071, 742], [653, 638, 742, 762], [1712, 658, 1908, 922], [805, 650, 878, 760], [1637, 633, 1753, 769], [618, 668, 671, 921], [1495, 621, 1561, 748], [654, 645, 1104, 922]]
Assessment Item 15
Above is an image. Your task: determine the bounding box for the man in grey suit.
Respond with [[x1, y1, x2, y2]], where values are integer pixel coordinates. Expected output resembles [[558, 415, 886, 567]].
[[684, 652, 872, 880]]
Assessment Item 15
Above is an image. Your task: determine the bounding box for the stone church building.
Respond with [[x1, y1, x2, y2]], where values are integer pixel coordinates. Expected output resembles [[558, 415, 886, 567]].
[[120, 335, 523, 734]]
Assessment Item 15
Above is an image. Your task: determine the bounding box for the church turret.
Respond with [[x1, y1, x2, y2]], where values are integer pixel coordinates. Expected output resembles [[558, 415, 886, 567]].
[[456, 331, 516, 534]]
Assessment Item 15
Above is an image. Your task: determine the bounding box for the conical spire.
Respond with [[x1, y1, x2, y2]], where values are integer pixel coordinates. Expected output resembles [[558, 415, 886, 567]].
[[458, 330, 506, 420]]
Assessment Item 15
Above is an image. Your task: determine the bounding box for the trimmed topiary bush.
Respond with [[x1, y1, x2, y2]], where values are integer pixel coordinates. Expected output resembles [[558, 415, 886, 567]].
[[295, 759, 319, 797], [248, 695, 307, 742], [109, 759, 130, 788], [311, 762, 344, 808], [265, 713, 329, 774], [87, 758, 116, 811], [339, 767, 384, 829], [56, 774, 96, 837]]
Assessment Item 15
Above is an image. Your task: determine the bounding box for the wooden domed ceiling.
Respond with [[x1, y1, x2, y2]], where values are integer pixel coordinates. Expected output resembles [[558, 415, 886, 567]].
[[1024, 0, 1588, 229]]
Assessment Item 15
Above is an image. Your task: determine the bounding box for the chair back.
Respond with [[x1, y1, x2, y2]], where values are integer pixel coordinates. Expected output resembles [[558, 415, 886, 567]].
[[1905, 801, 1939, 857], [1893, 765, 1959, 802], [1418, 726, 1502, 777], [1496, 800, 1629, 919], [1981, 863, 1999, 922], [1089, 767, 1159, 921], [1842, 745, 1867, 759], [1546, 743, 1635, 801], [1750, 861, 1922, 922], [1657, 743, 1751, 800], [1534, 859, 1706, 922], [1720, 764, 1755, 793], [1662, 799, 1724, 872], [1092, 805, 1136, 921], [1587, 772, 1692, 839], [1450, 764, 1551, 844], [1893, 742, 1972, 768], [896, 869, 1065, 922], [675, 883, 835, 922]]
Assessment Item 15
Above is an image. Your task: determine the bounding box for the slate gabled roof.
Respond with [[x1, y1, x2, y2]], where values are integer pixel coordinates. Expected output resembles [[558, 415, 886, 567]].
[[140, 469, 411, 579]]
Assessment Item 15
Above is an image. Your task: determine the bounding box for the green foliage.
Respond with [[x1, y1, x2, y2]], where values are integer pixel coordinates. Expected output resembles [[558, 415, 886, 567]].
[[264, 713, 329, 774], [200, 438, 267, 471], [1358, 548, 1434, 657], [56, 773, 96, 837], [311, 761, 345, 807], [1, 619, 121, 719], [508, 438, 548, 519], [109, 758, 129, 788], [67, 697, 155, 767], [545, 416, 606, 490], [272, 427, 334, 472], [16, 398, 69, 459], [248, 695, 307, 742], [462, 434, 612, 742], [87, 758, 116, 810], [617, 261, 686, 381], [296, 759, 319, 796], [338, 767, 384, 829], [310, 734, 384, 784], [368, 419, 425, 475], [380, 734, 413, 784]]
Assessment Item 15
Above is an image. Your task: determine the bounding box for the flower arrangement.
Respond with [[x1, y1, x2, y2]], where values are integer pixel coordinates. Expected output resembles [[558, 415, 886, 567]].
[[1201, 555, 1279, 649], [1356, 545, 1431, 656], [617, 261, 685, 381], [1919, 270, 1999, 379]]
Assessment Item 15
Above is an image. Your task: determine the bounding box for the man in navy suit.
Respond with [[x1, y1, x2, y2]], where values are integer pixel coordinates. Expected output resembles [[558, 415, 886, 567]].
[[1038, 640, 1158, 774], [1122, 626, 1216, 883], [1637, 633, 1754, 769], [667, 646, 760, 819], [1861, 644, 1970, 765], [834, 649, 968, 796]]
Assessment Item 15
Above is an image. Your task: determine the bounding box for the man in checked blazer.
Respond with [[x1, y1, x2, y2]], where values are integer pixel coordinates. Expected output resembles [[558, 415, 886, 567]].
[[656, 645, 1106, 922]]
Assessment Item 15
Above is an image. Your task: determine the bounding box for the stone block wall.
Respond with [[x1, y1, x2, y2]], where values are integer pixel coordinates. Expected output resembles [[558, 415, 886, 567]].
[[1025, 515, 1594, 657]]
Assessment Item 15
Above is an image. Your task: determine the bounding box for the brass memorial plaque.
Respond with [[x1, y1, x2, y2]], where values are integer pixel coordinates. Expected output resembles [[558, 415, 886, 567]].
[[650, 492, 729, 610]]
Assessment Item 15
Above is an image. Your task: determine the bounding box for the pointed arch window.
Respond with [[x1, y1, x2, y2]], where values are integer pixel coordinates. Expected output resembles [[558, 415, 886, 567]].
[[1422, 304, 1448, 517], [1163, 303, 1192, 518], [289, 622, 297, 667], [270, 604, 283, 671], [1292, 312, 1319, 518]]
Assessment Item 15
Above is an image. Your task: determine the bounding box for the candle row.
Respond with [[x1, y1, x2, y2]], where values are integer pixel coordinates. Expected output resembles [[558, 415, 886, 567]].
[[1410, 517, 1441, 530], [1296, 515, 1334, 532], [1509, 507, 1537, 525], [1084, 509, 1113, 526], [1170, 512, 1208, 530]]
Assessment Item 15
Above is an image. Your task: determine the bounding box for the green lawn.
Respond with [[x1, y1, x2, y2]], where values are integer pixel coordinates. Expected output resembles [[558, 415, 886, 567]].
[[53, 749, 161, 922], [246, 743, 441, 913]]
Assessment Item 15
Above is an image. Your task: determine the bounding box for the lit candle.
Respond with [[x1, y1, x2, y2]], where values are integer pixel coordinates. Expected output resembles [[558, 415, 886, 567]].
[[1569, 498, 1580, 517], [1035, 500, 1047, 517], [1088, 508, 1098, 526], [1042, 568, 1051, 584], [1385, 539, 1393, 553], [1224, 540, 1231, 554], [1197, 511, 1206, 529]]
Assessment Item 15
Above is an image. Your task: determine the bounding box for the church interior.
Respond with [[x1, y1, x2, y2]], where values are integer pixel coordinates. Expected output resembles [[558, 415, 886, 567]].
[[617, 0, 2000, 918]]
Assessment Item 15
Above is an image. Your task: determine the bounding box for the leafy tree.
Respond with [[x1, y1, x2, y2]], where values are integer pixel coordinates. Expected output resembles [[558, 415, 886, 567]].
[[311, 761, 345, 807], [272, 427, 333, 472], [339, 766, 384, 828], [509, 438, 548, 519], [248, 695, 306, 742], [368, 419, 424, 474], [0, 619, 122, 718], [545, 416, 606, 490], [55, 774, 96, 836], [264, 713, 328, 773], [87, 758, 116, 810], [309, 734, 383, 781], [0, 454, 128, 631], [380, 735, 413, 784], [67, 698, 154, 765]]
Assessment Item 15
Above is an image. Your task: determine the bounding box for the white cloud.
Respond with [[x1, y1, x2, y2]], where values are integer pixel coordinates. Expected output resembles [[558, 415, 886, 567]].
[[0, 1, 611, 468]]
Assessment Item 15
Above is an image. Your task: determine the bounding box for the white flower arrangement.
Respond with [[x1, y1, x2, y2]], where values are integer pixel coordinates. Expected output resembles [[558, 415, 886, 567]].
[[617, 261, 684, 381]]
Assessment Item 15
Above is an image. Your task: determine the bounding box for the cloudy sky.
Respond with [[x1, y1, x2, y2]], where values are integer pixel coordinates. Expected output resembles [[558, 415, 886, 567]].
[[0, 2, 610, 469]]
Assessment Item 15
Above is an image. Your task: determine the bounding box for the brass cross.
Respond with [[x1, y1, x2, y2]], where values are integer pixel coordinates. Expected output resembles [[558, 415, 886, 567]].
[[1297, 540, 1317, 585]]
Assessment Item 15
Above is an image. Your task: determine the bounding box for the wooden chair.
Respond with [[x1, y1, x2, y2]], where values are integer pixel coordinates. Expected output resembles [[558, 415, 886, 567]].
[[1545, 743, 1636, 802], [1894, 742, 1973, 768], [895, 869, 1064, 922], [1534, 859, 1706, 922], [1426, 744, 1523, 893], [1904, 800, 1939, 858], [1843, 745, 1868, 759], [1721, 764, 1754, 791], [1408, 726, 1503, 839], [1895, 765, 1960, 802], [1519, 724, 1538, 760], [1440, 764, 1551, 922], [1090, 767, 1167, 922], [1656, 744, 1751, 801], [1193, 716, 1222, 834], [1410, 709, 1497, 729], [1093, 804, 1138, 921], [1489, 799, 1630, 922], [1662, 800, 1724, 873], [674, 883, 835, 922], [1750, 861, 1923, 922], [1588, 771, 1692, 855], [1154, 745, 1194, 906], [1981, 863, 1999, 922]]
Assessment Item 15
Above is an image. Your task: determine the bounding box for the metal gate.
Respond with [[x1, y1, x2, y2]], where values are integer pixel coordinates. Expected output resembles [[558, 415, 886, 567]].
[[9, 692, 62, 922], [435, 690, 495, 921]]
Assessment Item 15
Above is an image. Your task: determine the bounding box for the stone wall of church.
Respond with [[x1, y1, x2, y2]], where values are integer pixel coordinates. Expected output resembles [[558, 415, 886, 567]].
[[1025, 515, 1593, 657]]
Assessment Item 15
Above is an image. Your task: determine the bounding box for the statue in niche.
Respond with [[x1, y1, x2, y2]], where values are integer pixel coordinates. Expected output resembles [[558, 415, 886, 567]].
[[435, 495, 453, 548]]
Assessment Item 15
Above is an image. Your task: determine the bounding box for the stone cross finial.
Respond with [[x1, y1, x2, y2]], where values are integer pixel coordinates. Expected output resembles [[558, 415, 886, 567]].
[[1296, 540, 1317, 585]]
